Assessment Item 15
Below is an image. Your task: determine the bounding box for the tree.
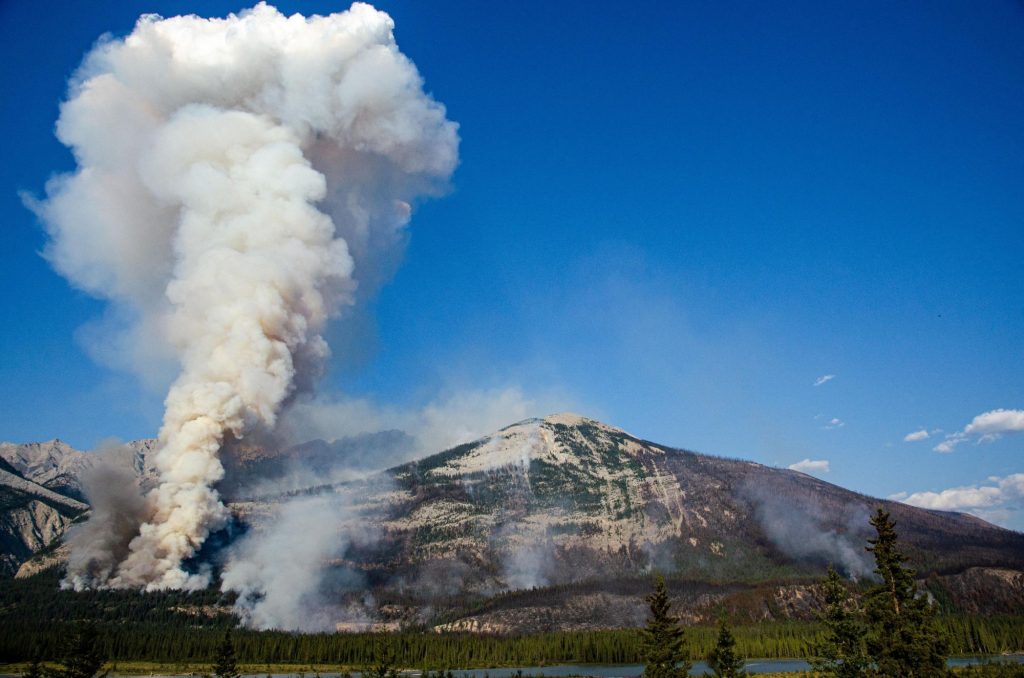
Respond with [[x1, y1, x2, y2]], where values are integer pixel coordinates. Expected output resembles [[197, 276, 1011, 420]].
[[49, 623, 107, 678], [363, 641, 399, 678], [213, 630, 240, 678], [21, 657, 44, 678], [811, 566, 870, 677], [641, 574, 691, 678], [864, 508, 948, 677], [707, 616, 745, 677]]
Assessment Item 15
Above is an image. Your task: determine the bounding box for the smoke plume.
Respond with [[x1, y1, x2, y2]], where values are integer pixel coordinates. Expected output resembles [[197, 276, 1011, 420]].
[[34, 2, 458, 590], [746, 483, 873, 579], [62, 442, 149, 590], [221, 492, 378, 631]]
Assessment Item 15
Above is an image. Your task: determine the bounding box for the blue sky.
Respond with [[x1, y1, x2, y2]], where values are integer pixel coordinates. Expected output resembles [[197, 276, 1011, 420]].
[[1, 1, 1022, 527]]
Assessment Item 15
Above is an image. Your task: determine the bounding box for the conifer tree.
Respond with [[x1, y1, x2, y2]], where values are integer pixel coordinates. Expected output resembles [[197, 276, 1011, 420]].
[[50, 623, 107, 678], [213, 630, 240, 678], [363, 641, 399, 678], [641, 574, 691, 678], [707, 616, 745, 677], [812, 566, 870, 677], [864, 508, 948, 677], [21, 656, 44, 678]]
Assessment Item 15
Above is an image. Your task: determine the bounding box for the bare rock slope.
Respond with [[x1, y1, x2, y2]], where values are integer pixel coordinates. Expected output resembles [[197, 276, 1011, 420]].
[[2, 414, 1023, 630]]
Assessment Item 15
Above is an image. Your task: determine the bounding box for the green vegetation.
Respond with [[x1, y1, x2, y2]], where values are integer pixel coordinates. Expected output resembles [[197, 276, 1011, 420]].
[[0, 619, 1021, 670], [811, 567, 870, 677], [1, 507, 1022, 673], [361, 641, 399, 678], [864, 508, 949, 677], [707, 617, 745, 677], [955, 665, 1024, 677], [49, 622, 108, 678], [214, 631, 239, 678], [21, 657, 44, 678], [640, 574, 690, 678]]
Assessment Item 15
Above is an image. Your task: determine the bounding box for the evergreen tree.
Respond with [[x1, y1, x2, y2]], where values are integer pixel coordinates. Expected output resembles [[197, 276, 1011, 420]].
[[707, 617, 745, 677], [864, 508, 948, 677], [21, 656, 44, 678], [49, 623, 107, 678], [641, 574, 691, 678], [363, 641, 400, 678], [213, 630, 240, 678], [811, 566, 870, 677]]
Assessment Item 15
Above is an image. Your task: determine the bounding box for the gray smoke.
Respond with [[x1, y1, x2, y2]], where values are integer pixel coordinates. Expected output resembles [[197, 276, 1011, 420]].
[[746, 482, 873, 579], [220, 490, 380, 631], [62, 443, 148, 590]]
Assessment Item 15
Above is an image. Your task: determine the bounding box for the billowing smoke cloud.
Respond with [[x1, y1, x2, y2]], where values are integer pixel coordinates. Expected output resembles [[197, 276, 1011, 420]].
[[221, 492, 378, 631], [34, 2, 458, 590], [62, 442, 148, 590]]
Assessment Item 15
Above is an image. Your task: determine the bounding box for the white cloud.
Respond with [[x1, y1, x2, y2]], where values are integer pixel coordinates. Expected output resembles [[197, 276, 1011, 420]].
[[904, 429, 930, 442], [933, 408, 1024, 453], [823, 417, 845, 430], [788, 458, 830, 475], [813, 374, 835, 387], [896, 473, 1024, 528]]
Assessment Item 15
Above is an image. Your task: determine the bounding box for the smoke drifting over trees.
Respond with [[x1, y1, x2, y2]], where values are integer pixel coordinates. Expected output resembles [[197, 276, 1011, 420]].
[[32, 2, 458, 592]]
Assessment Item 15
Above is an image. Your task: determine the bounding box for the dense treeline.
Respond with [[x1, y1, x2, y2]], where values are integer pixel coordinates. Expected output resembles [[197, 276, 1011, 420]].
[[1, 618, 1022, 668]]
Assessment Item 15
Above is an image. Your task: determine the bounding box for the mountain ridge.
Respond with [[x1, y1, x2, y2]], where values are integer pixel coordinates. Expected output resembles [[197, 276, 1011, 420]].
[[2, 413, 1023, 631]]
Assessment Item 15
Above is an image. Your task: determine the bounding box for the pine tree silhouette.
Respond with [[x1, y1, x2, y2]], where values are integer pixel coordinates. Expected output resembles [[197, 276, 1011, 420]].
[[641, 574, 691, 678], [811, 566, 870, 677], [864, 508, 948, 677], [213, 630, 240, 678], [707, 616, 746, 677]]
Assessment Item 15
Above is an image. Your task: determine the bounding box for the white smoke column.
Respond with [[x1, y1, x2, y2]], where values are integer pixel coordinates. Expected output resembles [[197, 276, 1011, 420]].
[[34, 2, 458, 590], [222, 493, 377, 631]]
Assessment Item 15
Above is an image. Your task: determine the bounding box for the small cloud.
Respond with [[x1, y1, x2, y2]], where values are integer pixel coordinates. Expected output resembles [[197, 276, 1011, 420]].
[[813, 374, 835, 387], [933, 408, 1024, 453], [887, 491, 908, 501], [896, 473, 1024, 528], [823, 417, 845, 430], [788, 458, 830, 475], [903, 429, 930, 442]]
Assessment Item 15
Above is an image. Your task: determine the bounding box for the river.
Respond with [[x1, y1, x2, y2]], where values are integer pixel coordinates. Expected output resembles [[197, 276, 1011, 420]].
[[7, 657, 1024, 678]]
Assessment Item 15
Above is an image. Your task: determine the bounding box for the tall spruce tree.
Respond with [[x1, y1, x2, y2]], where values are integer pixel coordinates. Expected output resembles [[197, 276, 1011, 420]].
[[811, 566, 870, 677], [213, 630, 240, 678], [21, 657, 44, 678], [864, 508, 948, 677], [707, 616, 746, 677], [641, 574, 691, 678], [49, 623, 107, 678], [363, 641, 400, 678]]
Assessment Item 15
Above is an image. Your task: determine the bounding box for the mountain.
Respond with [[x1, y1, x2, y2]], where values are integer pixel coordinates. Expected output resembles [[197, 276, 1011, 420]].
[[371, 413, 1020, 579], [2, 413, 1023, 631], [0, 438, 159, 501], [0, 456, 87, 577], [331, 413, 1024, 629]]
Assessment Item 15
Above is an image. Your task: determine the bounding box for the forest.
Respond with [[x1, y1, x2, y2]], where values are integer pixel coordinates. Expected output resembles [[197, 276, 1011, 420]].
[[2, 510, 1023, 677]]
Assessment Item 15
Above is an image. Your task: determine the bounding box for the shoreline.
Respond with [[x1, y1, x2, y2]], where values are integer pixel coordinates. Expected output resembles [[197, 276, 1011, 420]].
[[3, 654, 1023, 676]]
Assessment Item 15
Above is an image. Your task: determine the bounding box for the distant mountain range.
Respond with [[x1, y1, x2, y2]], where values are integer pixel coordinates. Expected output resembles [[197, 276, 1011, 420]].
[[2, 413, 1023, 632]]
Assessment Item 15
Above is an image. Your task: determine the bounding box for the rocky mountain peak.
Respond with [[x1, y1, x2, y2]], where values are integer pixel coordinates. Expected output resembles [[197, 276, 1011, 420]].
[[421, 412, 647, 478], [0, 439, 89, 486]]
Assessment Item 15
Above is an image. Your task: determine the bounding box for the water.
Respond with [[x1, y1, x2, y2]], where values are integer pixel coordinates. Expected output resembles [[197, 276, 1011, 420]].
[[6, 656, 1022, 678], [94, 655, 1024, 678]]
